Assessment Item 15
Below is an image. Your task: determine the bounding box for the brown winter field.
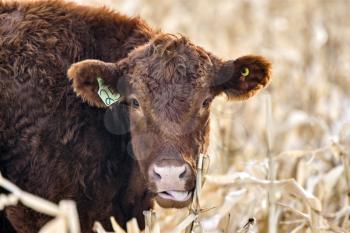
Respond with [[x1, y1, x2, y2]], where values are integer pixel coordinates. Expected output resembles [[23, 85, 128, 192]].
[[1, 0, 349, 232]]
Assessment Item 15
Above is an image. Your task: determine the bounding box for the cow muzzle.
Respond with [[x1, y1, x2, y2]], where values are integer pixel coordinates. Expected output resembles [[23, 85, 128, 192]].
[[148, 159, 195, 208]]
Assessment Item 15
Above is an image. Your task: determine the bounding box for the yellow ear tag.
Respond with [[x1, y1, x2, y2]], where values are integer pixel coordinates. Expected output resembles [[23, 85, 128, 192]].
[[97, 77, 121, 106], [241, 67, 250, 77]]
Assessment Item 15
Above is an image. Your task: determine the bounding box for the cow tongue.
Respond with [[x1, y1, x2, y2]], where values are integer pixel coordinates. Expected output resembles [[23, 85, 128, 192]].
[[159, 191, 190, 202]]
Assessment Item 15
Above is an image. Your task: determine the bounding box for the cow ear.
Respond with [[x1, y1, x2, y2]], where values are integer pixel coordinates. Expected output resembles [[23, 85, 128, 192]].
[[67, 59, 124, 108], [212, 55, 271, 100]]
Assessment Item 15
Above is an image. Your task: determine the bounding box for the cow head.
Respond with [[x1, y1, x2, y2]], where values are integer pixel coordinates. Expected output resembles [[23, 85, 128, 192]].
[[67, 34, 271, 208]]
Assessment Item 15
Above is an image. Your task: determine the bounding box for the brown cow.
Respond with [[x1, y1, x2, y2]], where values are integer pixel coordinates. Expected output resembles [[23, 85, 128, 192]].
[[0, 1, 271, 233]]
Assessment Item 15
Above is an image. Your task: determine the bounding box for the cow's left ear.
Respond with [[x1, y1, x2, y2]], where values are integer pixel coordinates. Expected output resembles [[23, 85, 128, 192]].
[[212, 55, 271, 100], [67, 59, 126, 108]]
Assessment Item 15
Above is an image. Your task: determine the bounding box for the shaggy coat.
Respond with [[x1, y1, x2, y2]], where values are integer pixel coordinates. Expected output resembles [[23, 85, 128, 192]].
[[0, 1, 154, 232], [0, 1, 271, 233]]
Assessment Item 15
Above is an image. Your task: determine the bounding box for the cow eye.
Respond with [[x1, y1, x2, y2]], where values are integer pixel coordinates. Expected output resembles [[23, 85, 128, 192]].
[[202, 98, 212, 108], [131, 98, 140, 108]]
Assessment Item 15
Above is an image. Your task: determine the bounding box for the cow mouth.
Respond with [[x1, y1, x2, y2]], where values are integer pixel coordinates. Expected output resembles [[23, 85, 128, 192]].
[[158, 190, 192, 201], [155, 190, 193, 208]]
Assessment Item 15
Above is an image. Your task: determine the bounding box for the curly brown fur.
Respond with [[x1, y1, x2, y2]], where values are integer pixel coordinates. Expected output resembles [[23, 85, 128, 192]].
[[0, 1, 153, 232]]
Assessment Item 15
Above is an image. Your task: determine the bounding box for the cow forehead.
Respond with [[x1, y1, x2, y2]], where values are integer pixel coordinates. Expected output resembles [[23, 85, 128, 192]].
[[132, 72, 203, 124], [127, 34, 212, 89], [131, 54, 209, 121], [126, 35, 213, 122]]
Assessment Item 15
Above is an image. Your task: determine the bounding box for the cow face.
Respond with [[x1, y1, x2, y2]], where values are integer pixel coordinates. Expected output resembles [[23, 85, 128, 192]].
[[67, 34, 271, 208]]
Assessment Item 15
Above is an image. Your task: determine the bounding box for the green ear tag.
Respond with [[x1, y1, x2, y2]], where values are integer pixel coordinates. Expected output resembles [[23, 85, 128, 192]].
[[97, 77, 121, 106], [241, 67, 250, 77]]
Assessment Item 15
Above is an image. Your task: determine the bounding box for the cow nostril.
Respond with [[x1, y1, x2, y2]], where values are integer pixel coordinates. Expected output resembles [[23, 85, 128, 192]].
[[179, 166, 187, 179], [153, 169, 162, 180]]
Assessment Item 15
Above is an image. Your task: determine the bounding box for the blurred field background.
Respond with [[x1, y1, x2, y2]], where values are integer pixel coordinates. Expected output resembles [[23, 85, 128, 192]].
[[69, 0, 350, 232]]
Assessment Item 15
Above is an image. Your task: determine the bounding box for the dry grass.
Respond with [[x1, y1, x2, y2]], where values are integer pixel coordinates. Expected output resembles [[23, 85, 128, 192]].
[[1, 0, 350, 232]]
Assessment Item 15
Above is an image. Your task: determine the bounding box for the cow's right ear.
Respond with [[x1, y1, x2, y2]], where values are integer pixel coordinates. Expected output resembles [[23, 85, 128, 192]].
[[67, 59, 124, 108]]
